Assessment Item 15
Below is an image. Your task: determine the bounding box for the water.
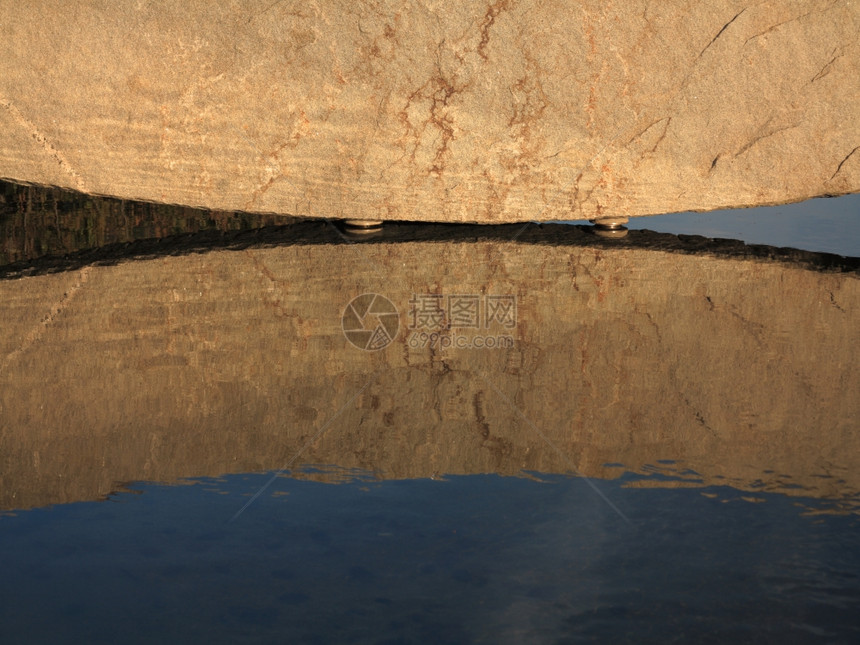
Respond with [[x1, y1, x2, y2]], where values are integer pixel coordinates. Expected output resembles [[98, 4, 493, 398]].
[[1, 180, 858, 643], [2, 472, 858, 644], [565, 193, 860, 257]]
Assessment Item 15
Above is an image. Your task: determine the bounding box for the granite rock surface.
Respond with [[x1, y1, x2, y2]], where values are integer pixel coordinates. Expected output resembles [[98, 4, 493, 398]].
[[1, 0, 859, 222]]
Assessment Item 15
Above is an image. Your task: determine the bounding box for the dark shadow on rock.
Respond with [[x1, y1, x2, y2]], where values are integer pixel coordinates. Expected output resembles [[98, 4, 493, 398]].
[[1, 179, 858, 279]]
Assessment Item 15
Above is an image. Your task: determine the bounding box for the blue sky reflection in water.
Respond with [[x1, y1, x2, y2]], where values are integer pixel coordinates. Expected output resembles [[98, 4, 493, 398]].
[[565, 193, 860, 257], [1, 470, 858, 644]]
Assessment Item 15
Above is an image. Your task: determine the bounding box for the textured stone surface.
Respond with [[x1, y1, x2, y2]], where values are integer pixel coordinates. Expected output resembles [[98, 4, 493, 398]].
[[1, 234, 857, 510], [1, 1, 859, 223]]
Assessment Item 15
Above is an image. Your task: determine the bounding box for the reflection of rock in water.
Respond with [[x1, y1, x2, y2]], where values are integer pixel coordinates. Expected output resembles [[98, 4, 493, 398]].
[[0, 181, 290, 267], [0, 224, 857, 511]]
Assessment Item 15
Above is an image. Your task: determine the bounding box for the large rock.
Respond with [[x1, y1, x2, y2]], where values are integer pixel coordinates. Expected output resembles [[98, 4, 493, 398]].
[[1, 1, 859, 223]]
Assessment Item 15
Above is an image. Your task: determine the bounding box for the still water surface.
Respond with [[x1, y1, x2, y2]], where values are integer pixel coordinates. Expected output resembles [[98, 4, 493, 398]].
[[2, 471, 859, 644], [0, 181, 858, 643]]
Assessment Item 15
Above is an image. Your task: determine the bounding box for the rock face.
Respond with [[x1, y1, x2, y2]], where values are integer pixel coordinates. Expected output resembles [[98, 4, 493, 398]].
[[1, 1, 858, 222], [1, 222, 857, 511]]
